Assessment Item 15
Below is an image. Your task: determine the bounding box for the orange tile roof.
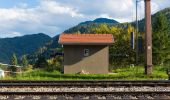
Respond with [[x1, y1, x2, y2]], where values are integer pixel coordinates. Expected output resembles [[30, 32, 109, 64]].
[[58, 33, 114, 45]]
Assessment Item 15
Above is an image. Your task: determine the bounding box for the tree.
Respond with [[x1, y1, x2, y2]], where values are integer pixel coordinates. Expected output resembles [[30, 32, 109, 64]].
[[46, 57, 63, 72], [10, 53, 18, 65], [91, 24, 110, 34], [9, 53, 18, 72], [152, 12, 170, 65], [34, 56, 48, 68], [89, 23, 136, 68], [21, 55, 28, 67], [109, 27, 135, 68]]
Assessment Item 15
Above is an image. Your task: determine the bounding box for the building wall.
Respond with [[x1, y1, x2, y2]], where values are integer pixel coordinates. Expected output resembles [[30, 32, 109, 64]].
[[64, 45, 109, 74]]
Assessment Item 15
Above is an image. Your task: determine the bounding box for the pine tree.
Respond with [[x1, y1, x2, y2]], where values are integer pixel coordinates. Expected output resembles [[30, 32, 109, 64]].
[[21, 55, 28, 67], [10, 53, 18, 65], [34, 56, 48, 68], [153, 12, 170, 65], [10, 53, 18, 72]]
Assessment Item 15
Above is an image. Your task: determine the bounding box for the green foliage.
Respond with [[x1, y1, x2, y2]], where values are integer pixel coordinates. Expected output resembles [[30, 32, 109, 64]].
[[153, 12, 170, 65], [91, 24, 110, 34], [23, 64, 33, 72], [10, 53, 18, 65], [8, 53, 18, 72], [0, 33, 52, 63], [9, 66, 18, 72], [34, 56, 48, 69], [0, 64, 8, 70], [21, 55, 32, 71], [21, 55, 28, 67], [64, 18, 119, 33], [46, 57, 63, 72], [112, 66, 167, 80], [86, 23, 136, 68], [1, 66, 168, 80], [27, 35, 60, 65]]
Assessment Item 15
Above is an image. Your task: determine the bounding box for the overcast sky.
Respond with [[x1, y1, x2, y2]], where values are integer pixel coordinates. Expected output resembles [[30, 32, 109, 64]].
[[0, 0, 170, 38]]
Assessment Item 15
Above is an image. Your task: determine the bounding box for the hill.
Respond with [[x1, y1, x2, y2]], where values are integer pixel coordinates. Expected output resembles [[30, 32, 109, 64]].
[[64, 8, 170, 34], [27, 35, 60, 64], [136, 8, 170, 33], [0, 33, 52, 63], [79, 18, 119, 25], [64, 18, 119, 33]]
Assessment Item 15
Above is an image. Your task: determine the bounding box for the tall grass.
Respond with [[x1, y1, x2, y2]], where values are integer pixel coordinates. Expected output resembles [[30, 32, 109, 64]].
[[1, 66, 168, 80]]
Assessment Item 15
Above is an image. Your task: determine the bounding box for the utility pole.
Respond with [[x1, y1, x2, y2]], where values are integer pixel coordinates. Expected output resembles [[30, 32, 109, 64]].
[[144, 0, 152, 75], [136, 0, 139, 65]]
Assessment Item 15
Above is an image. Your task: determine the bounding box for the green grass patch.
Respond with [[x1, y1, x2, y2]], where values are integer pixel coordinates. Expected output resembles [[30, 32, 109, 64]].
[[1, 66, 169, 80]]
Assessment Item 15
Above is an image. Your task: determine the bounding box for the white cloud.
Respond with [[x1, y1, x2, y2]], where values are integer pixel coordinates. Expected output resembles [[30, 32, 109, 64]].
[[0, 0, 86, 38], [40, 0, 83, 17], [0, 0, 170, 38], [0, 31, 22, 38]]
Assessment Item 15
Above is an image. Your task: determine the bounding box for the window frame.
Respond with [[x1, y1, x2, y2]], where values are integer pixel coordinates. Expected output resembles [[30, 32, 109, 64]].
[[84, 49, 89, 57]]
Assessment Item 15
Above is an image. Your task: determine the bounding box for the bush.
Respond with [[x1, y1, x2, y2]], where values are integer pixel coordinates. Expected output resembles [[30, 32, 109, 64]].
[[34, 56, 48, 69], [46, 57, 63, 72], [0, 65, 8, 70], [9, 66, 17, 72], [22, 65, 33, 72]]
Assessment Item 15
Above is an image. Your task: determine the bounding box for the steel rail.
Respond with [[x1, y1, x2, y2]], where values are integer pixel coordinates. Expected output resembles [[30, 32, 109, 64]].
[[0, 80, 170, 86], [0, 91, 170, 95], [0, 80, 170, 87]]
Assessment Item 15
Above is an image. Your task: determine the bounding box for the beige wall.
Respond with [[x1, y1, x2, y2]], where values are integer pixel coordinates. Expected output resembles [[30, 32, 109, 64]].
[[64, 45, 109, 74]]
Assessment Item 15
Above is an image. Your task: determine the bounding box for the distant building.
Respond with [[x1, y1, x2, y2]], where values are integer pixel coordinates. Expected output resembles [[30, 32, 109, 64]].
[[58, 33, 114, 74]]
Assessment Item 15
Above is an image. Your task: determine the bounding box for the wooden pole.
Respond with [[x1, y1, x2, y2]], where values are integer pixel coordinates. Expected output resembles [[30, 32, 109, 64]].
[[144, 0, 152, 75]]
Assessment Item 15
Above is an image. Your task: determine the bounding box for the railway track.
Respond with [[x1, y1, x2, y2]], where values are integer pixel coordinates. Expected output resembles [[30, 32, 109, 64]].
[[0, 80, 170, 87], [0, 91, 170, 99], [0, 80, 170, 99]]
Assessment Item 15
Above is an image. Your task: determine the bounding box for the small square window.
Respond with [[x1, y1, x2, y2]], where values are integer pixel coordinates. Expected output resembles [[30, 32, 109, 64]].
[[84, 49, 89, 56]]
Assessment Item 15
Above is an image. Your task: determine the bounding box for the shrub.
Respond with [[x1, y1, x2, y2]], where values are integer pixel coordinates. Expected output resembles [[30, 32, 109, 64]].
[[46, 57, 63, 72], [22, 64, 33, 72]]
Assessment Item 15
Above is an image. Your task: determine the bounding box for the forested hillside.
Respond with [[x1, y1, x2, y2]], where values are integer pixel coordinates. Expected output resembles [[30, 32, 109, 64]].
[[64, 18, 119, 34], [64, 8, 170, 34], [27, 35, 60, 64], [0, 33, 52, 63], [137, 8, 170, 33]]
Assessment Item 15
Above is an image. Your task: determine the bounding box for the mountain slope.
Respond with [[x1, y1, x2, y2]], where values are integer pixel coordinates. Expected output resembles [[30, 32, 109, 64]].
[[64, 7, 170, 34], [79, 18, 119, 25], [27, 35, 60, 64], [0, 33, 52, 63], [135, 7, 170, 33], [64, 18, 119, 33]]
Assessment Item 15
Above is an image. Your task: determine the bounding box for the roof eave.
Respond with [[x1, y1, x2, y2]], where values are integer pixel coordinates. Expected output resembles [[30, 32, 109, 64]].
[[58, 42, 114, 45]]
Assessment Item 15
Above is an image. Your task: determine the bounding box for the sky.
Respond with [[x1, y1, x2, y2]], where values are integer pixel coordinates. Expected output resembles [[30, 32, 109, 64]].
[[0, 0, 170, 38]]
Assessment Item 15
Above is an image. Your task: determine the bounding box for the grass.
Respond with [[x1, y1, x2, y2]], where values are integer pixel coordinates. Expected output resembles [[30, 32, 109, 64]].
[[0, 66, 169, 80], [112, 65, 168, 80]]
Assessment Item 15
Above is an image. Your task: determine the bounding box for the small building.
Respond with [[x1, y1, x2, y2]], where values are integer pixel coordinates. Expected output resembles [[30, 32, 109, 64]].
[[58, 33, 114, 74]]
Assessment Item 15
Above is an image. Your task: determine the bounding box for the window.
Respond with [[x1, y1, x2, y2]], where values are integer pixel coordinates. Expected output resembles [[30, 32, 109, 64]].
[[84, 49, 89, 56]]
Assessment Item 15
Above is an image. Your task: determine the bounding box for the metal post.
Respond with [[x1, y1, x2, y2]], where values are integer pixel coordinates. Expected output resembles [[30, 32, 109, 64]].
[[136, 0, 139, 65], [144, 0, 152, 75]]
